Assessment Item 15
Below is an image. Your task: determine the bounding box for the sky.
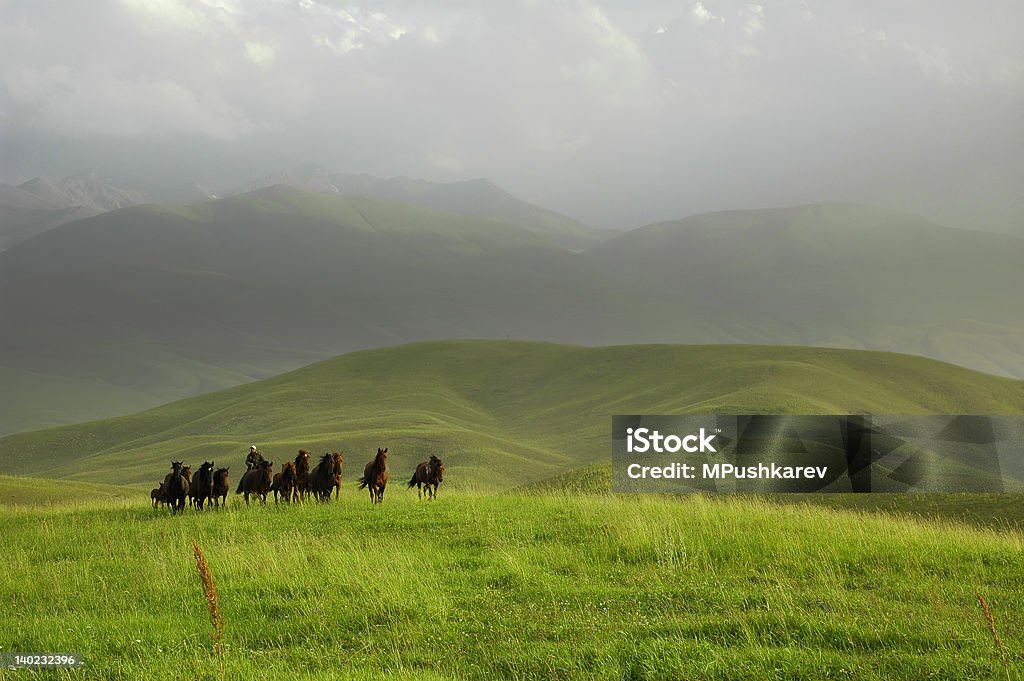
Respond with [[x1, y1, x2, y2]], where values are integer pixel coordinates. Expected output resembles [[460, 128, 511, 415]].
[[0, 0, 1021, 230]]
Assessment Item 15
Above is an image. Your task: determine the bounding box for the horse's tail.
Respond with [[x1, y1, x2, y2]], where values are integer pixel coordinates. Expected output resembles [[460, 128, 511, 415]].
[[235, 476, 244, 494], [357, 475, 368, 489], [407, 471, 417, 488]]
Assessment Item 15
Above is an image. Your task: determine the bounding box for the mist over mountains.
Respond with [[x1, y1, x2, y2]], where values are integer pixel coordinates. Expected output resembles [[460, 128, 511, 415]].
[[1, 184, 1021, 435], [0, 166, 608, 252]]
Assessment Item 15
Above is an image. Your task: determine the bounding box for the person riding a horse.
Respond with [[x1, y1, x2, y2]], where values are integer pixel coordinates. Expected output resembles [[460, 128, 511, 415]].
[[245, 445, 265, 470]]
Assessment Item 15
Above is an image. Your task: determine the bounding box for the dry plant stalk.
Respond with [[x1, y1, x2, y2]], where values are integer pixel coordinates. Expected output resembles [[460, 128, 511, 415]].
[[193, 538, 225, 681], [976, 592, 1011, 681]]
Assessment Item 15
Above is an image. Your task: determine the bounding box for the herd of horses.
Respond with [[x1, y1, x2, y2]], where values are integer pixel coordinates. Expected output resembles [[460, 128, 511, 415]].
[[151, 448, 445, 514]]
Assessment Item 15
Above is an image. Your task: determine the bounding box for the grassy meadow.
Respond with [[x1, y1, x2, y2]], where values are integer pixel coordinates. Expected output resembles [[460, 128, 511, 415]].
[[2, 341, 1023, 679], [1, 489, 1022, 680]]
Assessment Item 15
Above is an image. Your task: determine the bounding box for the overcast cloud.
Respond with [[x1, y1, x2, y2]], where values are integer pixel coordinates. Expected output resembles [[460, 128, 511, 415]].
[[1, 0, 1021, 229]]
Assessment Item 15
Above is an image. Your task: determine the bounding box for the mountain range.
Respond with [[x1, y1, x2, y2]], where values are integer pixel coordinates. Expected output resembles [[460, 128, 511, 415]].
[[0, 185, 1021, 435], [0, 166, 606, 252]]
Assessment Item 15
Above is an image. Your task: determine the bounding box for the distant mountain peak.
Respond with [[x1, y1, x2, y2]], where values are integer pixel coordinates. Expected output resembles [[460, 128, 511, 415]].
[[225, 167, 601, 249], [17, 174, 148, 212]]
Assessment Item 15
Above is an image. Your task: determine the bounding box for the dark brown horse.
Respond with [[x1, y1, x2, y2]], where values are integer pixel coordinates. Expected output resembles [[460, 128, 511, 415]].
[[271, 461, 297, 504], [165, 461, 190, 514], [407, 455, 445, 500], [331, 451, 343, 500], [292, 450, 311, 503], [189, 461, 215, 510], [236, 459, 273, 505], [309, 452, 343, 502], [150, 483, 164, 508], [357, 448, 388, 504], [211, 467, 230, 508]]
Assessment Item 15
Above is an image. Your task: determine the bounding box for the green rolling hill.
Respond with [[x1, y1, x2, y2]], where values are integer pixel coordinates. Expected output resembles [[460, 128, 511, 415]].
[[2, 340, 1021, 491], [2, 190, 1023, 436]]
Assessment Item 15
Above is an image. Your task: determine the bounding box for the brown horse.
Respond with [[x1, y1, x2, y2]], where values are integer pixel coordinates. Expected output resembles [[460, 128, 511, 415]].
[[292, 450, 312, 503], [331, 451, 343, 500], [271, 461, 297, 504], [189, 461, 215, 510], [407, 455, 445, 500], [309, 452, 343, 502], [165, 461, 190, 514], [150, 483, 164, 508], [236, 459, 273, 505], [211, 467, 230, 508], [357, 448, 388, 504]]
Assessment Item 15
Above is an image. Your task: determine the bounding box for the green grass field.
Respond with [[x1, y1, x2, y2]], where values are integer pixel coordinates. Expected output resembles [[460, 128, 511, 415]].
[[1, 490, 1021, 680], [2, 341, 1023, 679]]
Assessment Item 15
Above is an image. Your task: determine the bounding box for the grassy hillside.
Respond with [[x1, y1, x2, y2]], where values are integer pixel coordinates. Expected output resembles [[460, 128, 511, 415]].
[[582, 202, 1024, 372], [0, 474, 143, 507], [0, 493, 1020, 680], [3, 194, 1024, 436], [2, 341, 1021, 489]]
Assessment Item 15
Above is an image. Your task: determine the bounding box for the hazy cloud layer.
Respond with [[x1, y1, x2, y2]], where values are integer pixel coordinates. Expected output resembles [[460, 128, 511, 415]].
[[1, 0, 1021, 230]]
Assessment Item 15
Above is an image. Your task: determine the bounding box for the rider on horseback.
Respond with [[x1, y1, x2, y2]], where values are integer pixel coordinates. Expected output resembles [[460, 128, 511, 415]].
[[245, 445, 265, 470]]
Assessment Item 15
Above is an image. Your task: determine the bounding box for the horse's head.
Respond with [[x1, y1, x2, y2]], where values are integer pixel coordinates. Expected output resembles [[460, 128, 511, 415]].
[[171, 460, 183, 472], [202, 461, 214, 473], [377, 447, 388, 464]]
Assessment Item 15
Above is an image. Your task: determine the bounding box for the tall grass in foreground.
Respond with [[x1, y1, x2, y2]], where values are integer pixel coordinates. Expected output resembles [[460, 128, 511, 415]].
[[977, 592, 1012, 681], [0, 491, 1022, 679], [192, 539, 224, 681]]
